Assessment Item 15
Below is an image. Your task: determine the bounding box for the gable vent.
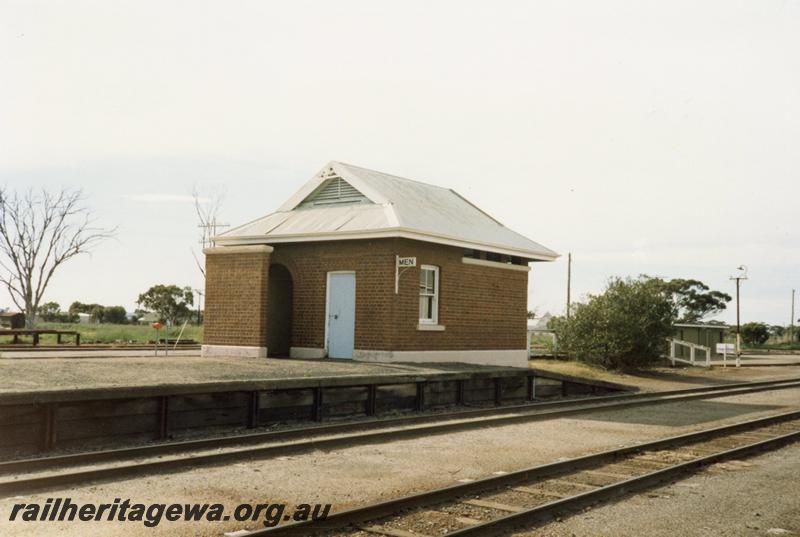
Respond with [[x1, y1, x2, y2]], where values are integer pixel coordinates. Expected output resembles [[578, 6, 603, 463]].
[[299, 177, 369, 207]]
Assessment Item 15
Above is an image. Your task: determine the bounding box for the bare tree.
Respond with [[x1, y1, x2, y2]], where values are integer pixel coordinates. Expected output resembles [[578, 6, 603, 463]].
[[0, 188, 114, 328], [191, 185, 227, 278]]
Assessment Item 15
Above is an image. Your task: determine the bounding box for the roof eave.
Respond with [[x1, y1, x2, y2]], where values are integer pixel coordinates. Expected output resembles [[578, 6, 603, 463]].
[[674, 323, 730, 329], [214, 228, 559, 262]]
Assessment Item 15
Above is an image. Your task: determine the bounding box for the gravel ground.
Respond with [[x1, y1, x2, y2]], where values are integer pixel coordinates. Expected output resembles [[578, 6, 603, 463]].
[[3, 353, 800, 394], [2, 386, 799, 537], [515, 444, 800, 537], [0, 356, 514, 393]]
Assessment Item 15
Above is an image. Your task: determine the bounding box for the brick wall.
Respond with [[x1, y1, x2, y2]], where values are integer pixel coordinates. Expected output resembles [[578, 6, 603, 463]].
[[203, 245, 272, 348], [391, 238, 529, 351], [270, 238, 529, 352], [270, 240, 395, 350]]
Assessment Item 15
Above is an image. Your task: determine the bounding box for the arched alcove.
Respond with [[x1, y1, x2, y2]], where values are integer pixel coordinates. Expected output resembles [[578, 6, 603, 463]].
[[266, 263, 293, 357]]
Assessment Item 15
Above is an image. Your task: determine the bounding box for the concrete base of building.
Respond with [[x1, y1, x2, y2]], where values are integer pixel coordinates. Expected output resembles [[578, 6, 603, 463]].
[[289, 346, 327, 359], [201, 345, 268, 358], [352, 349, 528, 368]]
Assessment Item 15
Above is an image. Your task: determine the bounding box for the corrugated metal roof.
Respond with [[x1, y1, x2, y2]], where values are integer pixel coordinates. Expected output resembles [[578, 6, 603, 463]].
[[217, 161, 558, 260], [674, 323, 730, 330]]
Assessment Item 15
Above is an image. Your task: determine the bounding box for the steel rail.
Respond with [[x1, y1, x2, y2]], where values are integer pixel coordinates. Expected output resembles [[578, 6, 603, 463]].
[[2, 378, 799, 497], [246, 409, 800, 536], [448, 424, 800, 535]]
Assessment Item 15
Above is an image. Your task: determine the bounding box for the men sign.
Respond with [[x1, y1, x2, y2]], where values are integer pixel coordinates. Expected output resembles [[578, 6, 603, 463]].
[[395, 256, 417, 293]]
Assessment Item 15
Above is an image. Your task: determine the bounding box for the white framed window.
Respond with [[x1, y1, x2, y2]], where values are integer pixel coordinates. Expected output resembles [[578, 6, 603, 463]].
[[419, 265, 439, 324]]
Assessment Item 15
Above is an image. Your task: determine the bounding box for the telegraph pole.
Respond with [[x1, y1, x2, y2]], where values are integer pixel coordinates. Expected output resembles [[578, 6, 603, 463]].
[[194, 289, 204, 325], [730, 266, 748, 360], [791, 289, 795, 345], [566, 253, 572, 318], [198, 217, 229, 248]]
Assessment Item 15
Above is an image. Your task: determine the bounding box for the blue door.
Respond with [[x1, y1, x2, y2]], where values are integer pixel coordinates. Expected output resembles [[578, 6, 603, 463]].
[[327, 272, 356, 359]]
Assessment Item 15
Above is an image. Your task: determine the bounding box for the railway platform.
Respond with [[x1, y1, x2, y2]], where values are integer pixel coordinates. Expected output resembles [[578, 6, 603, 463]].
[[0, 355, 631, 457]]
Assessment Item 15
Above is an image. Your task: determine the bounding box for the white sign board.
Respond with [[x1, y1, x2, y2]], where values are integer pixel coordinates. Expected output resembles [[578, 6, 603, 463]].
[[716, 343, 735, 353], [395, 256, 417, 294]]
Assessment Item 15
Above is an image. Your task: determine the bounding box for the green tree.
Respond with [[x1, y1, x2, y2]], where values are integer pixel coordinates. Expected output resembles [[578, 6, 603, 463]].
[[37, 301, 62, 322], [552, 276, 676, 369], [769, 325, 786, 339], [658, 278, 732, 322], [103, 306, 128, 324], [136, 285, 194, 325], [37, 301, 77, 322], [89, 305, 106, 323], [741, 322, 770, 345], [69, 301, 103, 316]]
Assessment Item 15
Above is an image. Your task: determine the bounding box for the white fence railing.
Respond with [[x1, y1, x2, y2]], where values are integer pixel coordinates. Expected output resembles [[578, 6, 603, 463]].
[[528, 329, 558, 357], [666, 338, 712, 368]]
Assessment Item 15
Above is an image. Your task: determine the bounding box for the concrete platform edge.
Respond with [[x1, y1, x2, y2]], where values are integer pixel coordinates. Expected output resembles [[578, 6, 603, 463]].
[[0, 365, 634, 405], [202, 345, 268, 359]]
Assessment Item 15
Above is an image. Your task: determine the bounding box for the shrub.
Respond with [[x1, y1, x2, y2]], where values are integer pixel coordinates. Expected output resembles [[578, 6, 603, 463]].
[[552, 276, 676, 369], [740, 322, 770, 345]]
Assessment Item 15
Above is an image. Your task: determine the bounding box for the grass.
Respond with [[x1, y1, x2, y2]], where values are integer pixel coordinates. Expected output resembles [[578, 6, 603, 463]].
[[528, 358, 619, 382], [529, 333, 557, 352], [7, 322, 204, 345]]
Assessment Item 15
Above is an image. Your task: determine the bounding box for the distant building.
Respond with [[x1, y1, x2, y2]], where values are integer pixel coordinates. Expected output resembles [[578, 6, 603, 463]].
[[674, 323, 729, 357], [0, 312, 25, 329], [529, 312, 554, 331], [202, 161, 558, 367], [136, 312, 161, 325]]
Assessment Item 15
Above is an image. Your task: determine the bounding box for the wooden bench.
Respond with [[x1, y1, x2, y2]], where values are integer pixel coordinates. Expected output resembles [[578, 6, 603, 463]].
[[0, 329, 81, 346]]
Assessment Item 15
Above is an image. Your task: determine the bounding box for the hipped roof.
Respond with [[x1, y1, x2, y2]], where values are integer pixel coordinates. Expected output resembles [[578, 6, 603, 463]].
[[217, 161, 558, 261]]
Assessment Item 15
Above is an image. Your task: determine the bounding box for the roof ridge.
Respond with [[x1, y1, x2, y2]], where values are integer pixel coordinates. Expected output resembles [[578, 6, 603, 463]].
[[447, 188, 505, 227], [332, 161, 452, 191]]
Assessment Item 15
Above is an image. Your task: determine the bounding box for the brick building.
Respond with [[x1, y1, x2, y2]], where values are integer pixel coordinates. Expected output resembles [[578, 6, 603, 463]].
[[202, 162, 557, 367]]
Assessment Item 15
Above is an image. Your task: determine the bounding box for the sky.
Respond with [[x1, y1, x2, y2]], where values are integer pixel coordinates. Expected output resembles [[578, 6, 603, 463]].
[[0, 1, 798, 325]]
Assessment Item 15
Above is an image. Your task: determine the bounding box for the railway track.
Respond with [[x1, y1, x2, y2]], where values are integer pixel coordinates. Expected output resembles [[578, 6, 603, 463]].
[[2, 377, 799, 497], [247, 409, 800, 536]]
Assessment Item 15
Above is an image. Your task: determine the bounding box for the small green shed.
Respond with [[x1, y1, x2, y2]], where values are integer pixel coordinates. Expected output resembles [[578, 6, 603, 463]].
[[673, 323, 729, 358]]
